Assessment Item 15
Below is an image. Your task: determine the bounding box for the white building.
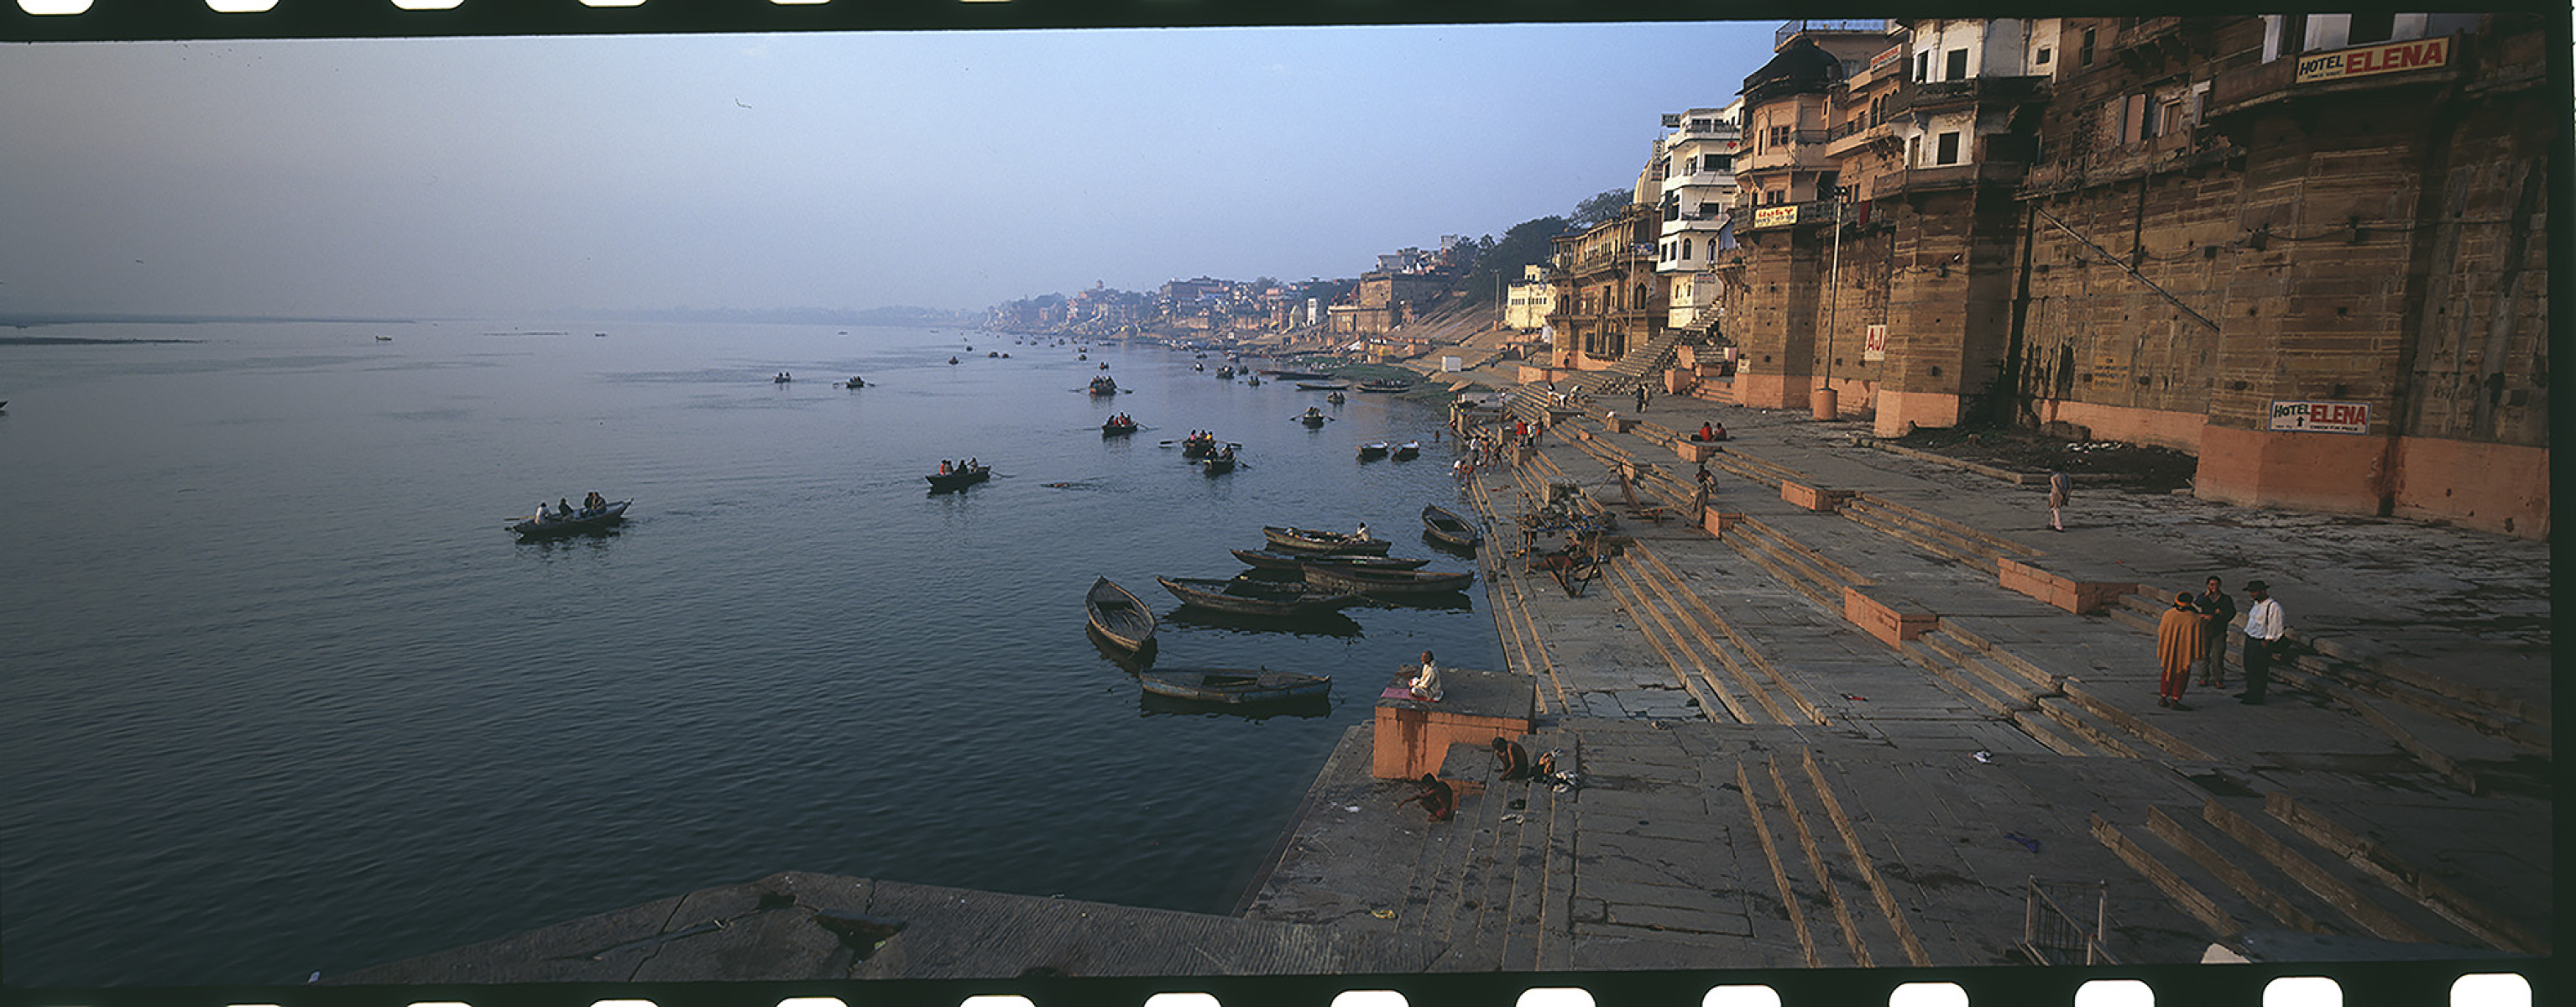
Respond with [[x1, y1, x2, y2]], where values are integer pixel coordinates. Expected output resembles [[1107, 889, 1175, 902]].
[[1654, 102, 1743, 335], [1504, 263, 1556, 331]]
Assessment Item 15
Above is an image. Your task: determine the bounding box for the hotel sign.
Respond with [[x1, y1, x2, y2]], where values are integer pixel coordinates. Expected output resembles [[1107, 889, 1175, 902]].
[[2269, 399, 2371, 434], [2294, 36, 2452, 84], [1753, 204, 1801, 228], [1867, 44, 1905, 75]]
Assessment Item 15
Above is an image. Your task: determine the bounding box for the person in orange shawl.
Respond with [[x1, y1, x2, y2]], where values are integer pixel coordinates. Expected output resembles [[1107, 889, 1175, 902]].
[[2155, 592, 2202, 709]]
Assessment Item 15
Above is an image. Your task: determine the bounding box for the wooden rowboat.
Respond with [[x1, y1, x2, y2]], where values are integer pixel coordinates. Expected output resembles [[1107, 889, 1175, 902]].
[[925, 465, 990, 493], [1085, 577, 1157, 653], [1137, 666, 1330, 705], [1262, 525, 1393, 556], [1393, 441, 1421, 460], [1157, 576, 1363, 617], [1421, 503, 1483, 550], [1297, 382, 1351, 391], [1301, 563, 1476, 596], [1231, 548, 1429, 571], [509, 499, 631, 539], [1357, 442, 1390, 461]]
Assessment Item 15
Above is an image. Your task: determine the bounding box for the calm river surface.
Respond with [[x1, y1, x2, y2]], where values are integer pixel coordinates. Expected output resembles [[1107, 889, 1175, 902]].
[[0, 320, 1498, 986]]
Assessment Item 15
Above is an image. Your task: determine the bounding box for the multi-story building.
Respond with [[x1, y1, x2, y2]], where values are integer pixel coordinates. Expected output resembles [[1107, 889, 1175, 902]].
[[1654, 103, 1742, 341], [1505, 264, 1555, 331], [1706, 14, 2547, 536], [1545, 202, 1664, 370]]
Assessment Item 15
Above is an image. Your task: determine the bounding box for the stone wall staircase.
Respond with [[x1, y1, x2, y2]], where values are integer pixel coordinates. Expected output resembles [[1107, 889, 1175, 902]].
[[1391, 728, 1580, 970]]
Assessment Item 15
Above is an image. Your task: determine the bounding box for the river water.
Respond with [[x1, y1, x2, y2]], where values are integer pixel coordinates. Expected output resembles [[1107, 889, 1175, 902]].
[[0, 320, 1499, 986]]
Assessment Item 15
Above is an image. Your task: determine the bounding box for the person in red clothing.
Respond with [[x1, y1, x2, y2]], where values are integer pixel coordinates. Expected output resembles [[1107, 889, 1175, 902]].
[[2155, 592, 2202, 709]]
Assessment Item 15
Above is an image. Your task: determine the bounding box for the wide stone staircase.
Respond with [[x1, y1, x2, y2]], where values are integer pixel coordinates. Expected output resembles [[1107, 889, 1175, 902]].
[[1575, 327, 1702, 397], [1389, 728, 1581, 971]]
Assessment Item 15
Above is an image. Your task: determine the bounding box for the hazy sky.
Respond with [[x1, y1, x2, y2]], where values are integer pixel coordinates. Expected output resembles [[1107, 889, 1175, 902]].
[[4, 23, 1774, 318]]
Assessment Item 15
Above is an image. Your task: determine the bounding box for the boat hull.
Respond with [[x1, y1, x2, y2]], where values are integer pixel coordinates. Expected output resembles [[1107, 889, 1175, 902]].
[[509, 500, 631, 539], [1301, 564, 1476, 596], [1137, 667, 1331, 705], [925, 467, 991, 493], [1085, 577, 1157, 653], [1262, 526, 1393, 556], [1157, 577, 1361, 617], [1421, 503, 1483, 550], [1231, 548, 1428, 571]]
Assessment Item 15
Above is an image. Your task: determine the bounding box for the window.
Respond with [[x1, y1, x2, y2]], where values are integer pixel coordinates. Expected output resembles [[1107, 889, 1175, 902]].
[[1946, 48, 1969, 80], [1698, 201, 1721, 218], [1659, 156, 1672, 179], [1915, 51, 1931, 81], [1683, 238, 1694, 260], [2346, 13, 2395, 45], [1936, 131, 1962, 164], [1707, 154, 1732, 172], [2036, 46, 2051, 65], [2079, 28, 2097, 65]]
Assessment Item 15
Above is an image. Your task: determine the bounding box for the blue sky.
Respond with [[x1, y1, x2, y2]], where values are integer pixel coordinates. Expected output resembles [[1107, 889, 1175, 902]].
[[3, 23, 1776, 317]]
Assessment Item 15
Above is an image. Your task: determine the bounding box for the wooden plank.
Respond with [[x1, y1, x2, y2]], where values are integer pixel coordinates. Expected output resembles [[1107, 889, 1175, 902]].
[[2197, 798, 2431, 944], [2144, 806, 2329, 935], [2090, 814, 2244, 939]]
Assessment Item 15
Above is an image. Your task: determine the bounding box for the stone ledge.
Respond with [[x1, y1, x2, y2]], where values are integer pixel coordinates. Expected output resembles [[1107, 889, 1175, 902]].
[[1842, 584, 1940, 646], [1999, 556, 2138, 615], [1780, 480, 1854, 513]]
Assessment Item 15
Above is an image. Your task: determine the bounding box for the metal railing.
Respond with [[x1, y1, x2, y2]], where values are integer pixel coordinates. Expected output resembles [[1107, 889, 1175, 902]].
[[2023, 878, 2115, 966]]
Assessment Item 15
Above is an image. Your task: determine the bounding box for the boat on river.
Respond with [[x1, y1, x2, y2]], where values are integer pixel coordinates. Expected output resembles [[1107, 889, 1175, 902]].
[[1136, 666, 1330, 706], [1101, 415, 1139, 436], [1085, 576, 1157, 653], [1263, 369, 1333, 381], [1357, 442, 1390, 461], [1326, 392, 1347, 404], [1156, 576, 1362, 617], [1421, 503, 1482, 550], [1231, 548, 1429, 572], [1200, 449, 1238, 475], [1359, 379, 1413, 393], [1180, 433, 1220, 459], [1393, 441, 1421, 460], [1296, 382, 1350, 392], [509, 499, 631, 539], [844, 376, 867, 389], [925, 463, 991, 493], [1216, 366, 1236, 379], [1262, 525, 1393, 556], [1298, 409, 1326, 428], [1089, 376, 1119, 396], [1301, 564, 1476, 597]]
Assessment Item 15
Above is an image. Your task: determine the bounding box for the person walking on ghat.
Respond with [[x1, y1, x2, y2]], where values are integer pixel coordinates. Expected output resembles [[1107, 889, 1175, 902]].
[[2155, 592, 2201, 709], [1635, 385, 1649, 412], [2046, 470, 2072, 531], [2195, 577, 2238, 688], [2239, 580, 2286, 705]]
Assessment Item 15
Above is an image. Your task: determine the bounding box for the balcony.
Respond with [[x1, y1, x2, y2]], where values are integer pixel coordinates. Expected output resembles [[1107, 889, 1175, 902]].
[[1886, 76, 2050, 117], [2205, 34, 2469, 118], [1876, 160, 2029, 198], [1825, 117, 1899, 159], [1739, 130, 1831, 172]]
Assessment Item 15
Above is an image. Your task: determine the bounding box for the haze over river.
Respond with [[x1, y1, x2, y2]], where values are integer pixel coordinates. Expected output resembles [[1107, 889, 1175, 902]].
[[0, 321, 1499, 986]]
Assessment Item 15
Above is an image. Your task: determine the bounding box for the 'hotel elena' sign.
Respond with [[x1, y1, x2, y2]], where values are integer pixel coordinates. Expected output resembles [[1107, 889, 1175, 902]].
[[2294, 36, 2452, 84], [2269, 399, 2370, 434], [1753, 204, 1801, 228]]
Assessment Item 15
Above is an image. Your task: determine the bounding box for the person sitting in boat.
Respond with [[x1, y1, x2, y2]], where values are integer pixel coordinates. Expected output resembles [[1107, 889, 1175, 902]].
[[1408, 650, 1441, 702], [559, 498, 574, 519], [1492, 736, 1533, 780], [938, 461, 953, 475], [1355, 522, 1371, 543], [1395, 774, 1455, 822], [966, 457, 980, 471]]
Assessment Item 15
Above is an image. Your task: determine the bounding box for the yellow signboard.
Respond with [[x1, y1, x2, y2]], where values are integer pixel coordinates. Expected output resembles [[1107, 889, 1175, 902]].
[[1753, 204, 1800, 229], [2295, 36, 2452, 84]]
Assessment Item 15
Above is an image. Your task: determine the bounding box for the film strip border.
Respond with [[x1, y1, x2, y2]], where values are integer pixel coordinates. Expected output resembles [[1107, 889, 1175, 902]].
[[0, 966, 2548, 1006], [13, 0, 1716, 42], [4, 5, 2559, 1007]]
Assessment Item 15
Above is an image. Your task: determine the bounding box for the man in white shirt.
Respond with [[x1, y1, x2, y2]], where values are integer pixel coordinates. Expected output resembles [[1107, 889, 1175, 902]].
[[2239, 579, 2286, 705], [1408, 650, 1442, 702]]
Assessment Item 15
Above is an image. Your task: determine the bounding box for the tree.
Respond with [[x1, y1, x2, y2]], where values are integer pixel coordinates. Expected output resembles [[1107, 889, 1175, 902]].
[[1457, 215, 1572, 307], [1570, 188, 1630, 227]]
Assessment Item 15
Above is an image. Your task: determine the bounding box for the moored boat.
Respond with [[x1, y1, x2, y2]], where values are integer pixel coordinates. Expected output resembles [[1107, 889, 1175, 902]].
[[509, 499, 632, 539], [1421, 503, 1483, 550], [1262, 525, 1393, 556], [1296, 382, 1350, 391], [1136, 666, 1330, 706], [1156, 576, 1362, 617], [1231, 548, 1429, 571], [1393, 441, 1421, 460], [1263, 369, 1333, 381], [1085, 577, 1157, 653], [925, 463, 991, 493], [1359, 379, 1413, 393], [1300, 564, 1476, 596], [1357, 442, 1390, 461]]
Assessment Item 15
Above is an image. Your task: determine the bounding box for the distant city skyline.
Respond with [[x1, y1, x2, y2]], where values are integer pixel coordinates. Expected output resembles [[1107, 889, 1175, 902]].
[[3, 23, 1775, 320]]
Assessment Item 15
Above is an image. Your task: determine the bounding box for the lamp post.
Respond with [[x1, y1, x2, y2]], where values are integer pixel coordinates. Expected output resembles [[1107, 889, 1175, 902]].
[[1816, 183, 1845, 421]]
